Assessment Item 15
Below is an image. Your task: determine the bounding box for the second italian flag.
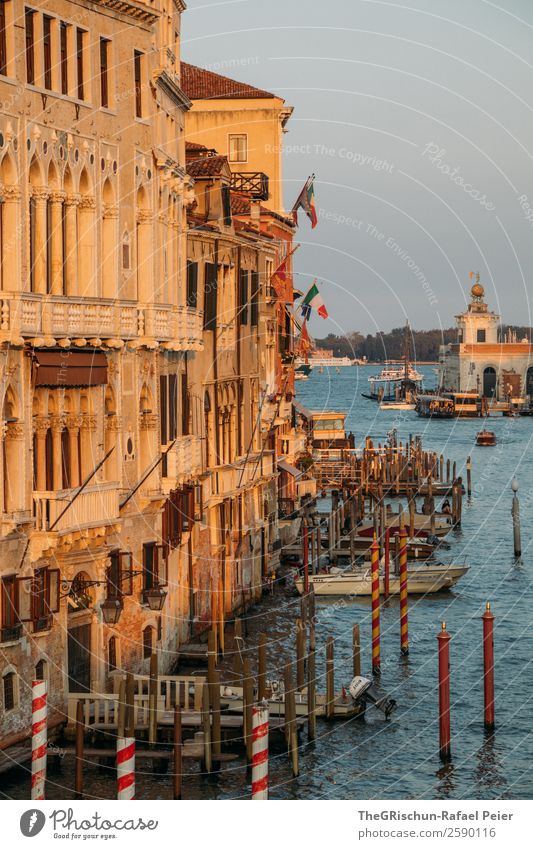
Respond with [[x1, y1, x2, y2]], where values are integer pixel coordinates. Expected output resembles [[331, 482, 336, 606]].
[[301, 282, 328, 320]]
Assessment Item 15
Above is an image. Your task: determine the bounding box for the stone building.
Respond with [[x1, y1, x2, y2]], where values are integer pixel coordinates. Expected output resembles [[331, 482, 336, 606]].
[[439, 278, 533, 401], [0, 0, 199, 745]]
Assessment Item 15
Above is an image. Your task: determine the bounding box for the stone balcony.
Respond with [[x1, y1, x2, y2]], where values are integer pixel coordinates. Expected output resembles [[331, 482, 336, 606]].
[[32, 481, 120, 535], [161, 435, 204, 493], [0, 294, 204, 351]]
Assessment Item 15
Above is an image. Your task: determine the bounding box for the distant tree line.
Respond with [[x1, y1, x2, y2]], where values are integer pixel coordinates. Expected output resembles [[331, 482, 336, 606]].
[[314, 326, 533, 362]]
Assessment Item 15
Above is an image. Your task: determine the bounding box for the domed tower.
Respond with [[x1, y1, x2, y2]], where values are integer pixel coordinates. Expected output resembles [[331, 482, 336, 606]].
[[456, 273, 499, 345]]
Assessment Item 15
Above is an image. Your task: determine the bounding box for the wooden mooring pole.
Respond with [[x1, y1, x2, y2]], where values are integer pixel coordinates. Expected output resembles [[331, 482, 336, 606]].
[[371, 540, 381, 675], [399, 526, 409, 656], [173, 705, 182, 800], [482, 602, 495, 731], [437, 622, 451, 761], [352, 623, 361, 678], [326, 636, 335, 718], [75, 700, 84, 799], [296, 618, 305, 691], [258, 633, 267, 701], [307, 632, 317, 741]]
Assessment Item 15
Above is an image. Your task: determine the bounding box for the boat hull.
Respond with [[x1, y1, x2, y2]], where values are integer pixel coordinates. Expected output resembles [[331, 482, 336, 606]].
[[295, 564, 467, 596]]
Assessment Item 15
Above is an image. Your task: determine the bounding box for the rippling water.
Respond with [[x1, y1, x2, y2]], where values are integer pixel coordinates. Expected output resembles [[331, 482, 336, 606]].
[[2, 365, 532, 800]]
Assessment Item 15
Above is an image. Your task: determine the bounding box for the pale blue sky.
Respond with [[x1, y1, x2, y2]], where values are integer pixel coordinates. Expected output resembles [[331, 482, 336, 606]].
[[183, 0, 533, 335]]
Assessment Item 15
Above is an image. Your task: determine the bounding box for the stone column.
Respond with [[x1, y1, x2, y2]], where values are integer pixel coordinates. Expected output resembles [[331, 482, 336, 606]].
[[50, 415, 64, 491], [136, 209, 153, 303], [1, 186, 21, 291], [4, 423, 25, 512], [66, 415, 82, 488], [64, 193, 80, 296], [32, 187, 50, 294], [79, 415, 97, 481], [140, 413, 158, 491], [104, 415, 120, 482], [102, 204, 119, 299], [50, 191, 65, 295], [33, 417, 50, 492], [78, 196, 96, 297]]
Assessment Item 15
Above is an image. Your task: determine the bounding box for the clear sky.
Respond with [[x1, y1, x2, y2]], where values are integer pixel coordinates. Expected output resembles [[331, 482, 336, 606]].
[[182, 0, 533, 336]]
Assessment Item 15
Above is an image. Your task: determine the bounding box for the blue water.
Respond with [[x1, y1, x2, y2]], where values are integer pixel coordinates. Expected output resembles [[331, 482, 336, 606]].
[[2, 365, 532, 800]]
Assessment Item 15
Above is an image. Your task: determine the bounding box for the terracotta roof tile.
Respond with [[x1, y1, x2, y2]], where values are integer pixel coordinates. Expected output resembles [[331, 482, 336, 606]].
[[181, 62, 277, 100], [187, 154, 229, 177]]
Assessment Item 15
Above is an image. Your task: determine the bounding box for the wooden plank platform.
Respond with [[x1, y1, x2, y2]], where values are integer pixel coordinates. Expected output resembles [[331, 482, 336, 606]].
[[47, 746, 238, 763], [0, 746, 32, 774]]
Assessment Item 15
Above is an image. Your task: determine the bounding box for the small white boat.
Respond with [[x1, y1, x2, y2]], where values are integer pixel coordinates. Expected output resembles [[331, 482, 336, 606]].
[[294, 562, 468, 596]]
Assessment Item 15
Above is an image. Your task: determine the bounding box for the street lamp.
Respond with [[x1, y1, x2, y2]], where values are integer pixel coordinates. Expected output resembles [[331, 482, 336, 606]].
[[144, 586, 168, 611], [100, 596, 123, 625]]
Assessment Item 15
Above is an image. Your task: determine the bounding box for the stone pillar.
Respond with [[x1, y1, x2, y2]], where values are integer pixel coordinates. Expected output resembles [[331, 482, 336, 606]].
[[50, 191, 65, 295], [1, 186, 21, 291], [79, 415, 97, 481], [104, 415, 120, 482], [102, 204, 119, 299], [32, 188, 50, 294], [66, 415, 82, 488], [64, 193, 79, 296], [136, 210, 153, 303], [50, 416, 64, 491], [33, 417, 50, 492], [5, 422, 26, 511], [140, 413, 158, 491], [78, 196, 96, 297]]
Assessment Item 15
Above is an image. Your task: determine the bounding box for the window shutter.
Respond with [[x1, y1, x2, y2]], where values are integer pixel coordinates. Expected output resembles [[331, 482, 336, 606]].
[[160, 375, 168, 445], [16, 577, 33, 622], [239, 269, 249, 324], [119, 551, 134, 596], [181, 374, 189, 435], [155, 544, 168, 586], [47, 569, 60, 613], [169, 373, 177, 439]]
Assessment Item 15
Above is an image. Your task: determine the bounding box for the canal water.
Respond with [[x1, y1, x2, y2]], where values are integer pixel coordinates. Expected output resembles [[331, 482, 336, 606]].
[[2, 365, 532, 800]]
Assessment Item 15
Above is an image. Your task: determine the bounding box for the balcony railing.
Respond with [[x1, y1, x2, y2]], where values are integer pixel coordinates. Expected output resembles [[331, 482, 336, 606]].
[[162, 435, 204, 491], [0, 294, 204, 351], [33, 482, 120, 534], [230, 171, 269, 201]]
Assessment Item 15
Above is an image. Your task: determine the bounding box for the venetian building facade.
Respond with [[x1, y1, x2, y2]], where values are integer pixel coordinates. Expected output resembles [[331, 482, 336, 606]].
[[439, 279, 533, 401], [181, 66, 310, 560], [0, 0, 199, 744]]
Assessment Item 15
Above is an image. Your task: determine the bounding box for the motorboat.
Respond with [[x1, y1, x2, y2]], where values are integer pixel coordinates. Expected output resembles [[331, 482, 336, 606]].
[[476, 429, 496, 446], [294, 561, 468, 596]]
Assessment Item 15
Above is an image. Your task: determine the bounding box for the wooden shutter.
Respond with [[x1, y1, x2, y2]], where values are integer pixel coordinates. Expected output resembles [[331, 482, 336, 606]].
[[203, 262, 217, 330], [155, 544, 168, 586], [187, 260, 198, 308], [251, 271, 260, 326], [160, 375, 168, 445], [181, 374, 189, 435], [169, 373, 177, 439], [239, 269, 249, 324], [119, 551, 133, 596], [16, 577, 33, 622], [46, 568, 60, 614]]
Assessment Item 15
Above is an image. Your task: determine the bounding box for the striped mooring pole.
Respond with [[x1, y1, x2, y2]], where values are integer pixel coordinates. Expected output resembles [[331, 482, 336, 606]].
[[399, 526, 409, 655], [437, 622, 451, 761], [371, 538, 381, 675], [117, 737, 136, 800], [251, 705, 269, 800], [31, 680, 48, 800], [482, 602, 495, 731]]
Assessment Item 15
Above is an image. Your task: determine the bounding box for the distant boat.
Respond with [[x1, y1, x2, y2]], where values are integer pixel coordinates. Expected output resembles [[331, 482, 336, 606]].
[[476, 429, 496, 446], [361, 322, 423, 402]]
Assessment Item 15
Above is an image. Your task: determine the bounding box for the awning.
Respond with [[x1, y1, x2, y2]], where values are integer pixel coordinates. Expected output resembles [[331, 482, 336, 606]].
[[33, 350, 108, 387], [277, 459, 304, 481]]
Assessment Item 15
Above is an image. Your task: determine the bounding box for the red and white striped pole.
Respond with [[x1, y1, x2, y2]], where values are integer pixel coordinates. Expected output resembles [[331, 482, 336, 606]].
[[251, 705, 269, 800], [371, 538, 381, 675], [31, 679, 48, 800], [117, 737, 135, 800], [399, 526, 409, 655]]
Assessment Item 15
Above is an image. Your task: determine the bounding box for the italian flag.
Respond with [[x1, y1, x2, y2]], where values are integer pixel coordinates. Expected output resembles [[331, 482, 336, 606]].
[[302, 281, 328, 319], [293, 176, 318, 229]]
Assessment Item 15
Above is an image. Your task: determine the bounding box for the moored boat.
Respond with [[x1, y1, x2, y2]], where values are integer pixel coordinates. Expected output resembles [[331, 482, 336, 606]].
[[294, 561, 468, 596]]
